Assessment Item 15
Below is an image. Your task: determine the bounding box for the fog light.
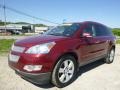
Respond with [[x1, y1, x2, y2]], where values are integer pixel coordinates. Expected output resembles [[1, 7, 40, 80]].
[[23, 65, 42, 72]]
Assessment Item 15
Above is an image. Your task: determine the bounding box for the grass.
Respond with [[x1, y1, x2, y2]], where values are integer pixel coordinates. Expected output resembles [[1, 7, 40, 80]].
[[0, 34, 33, 36], [0, 39, 15, 53], [116, 39, 120, 44]]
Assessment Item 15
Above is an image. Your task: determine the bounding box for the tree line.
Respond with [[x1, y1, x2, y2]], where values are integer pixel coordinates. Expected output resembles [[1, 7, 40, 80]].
[[112, 28, 120, 36], [0, 21, 47, 27]]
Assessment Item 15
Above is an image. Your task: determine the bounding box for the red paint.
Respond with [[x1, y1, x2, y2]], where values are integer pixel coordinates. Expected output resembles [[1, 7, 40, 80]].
[[8, 21, 116, 73]]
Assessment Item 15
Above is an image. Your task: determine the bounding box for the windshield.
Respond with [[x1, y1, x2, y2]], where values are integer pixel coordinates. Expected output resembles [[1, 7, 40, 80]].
[[44, 23, 81, 36]]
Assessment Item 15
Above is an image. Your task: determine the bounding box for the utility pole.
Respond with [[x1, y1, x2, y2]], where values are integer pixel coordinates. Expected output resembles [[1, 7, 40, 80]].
[[3, 0, 7, 34]]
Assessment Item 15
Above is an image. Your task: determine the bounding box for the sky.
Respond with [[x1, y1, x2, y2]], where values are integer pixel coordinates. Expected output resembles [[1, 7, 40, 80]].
[[0, 0, 120, 27]]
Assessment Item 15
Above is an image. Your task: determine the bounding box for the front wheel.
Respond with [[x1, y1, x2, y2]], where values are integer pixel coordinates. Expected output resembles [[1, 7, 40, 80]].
[[104, 48, 115, 64], [51, 55, 77, 88]]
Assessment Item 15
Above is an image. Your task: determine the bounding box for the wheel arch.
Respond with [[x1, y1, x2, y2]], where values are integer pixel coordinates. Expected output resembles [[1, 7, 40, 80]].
[[108, 40, 116, 52], [111, 45, 115, 50], [52, 52, 79, 72], [109, 44, 116, 51]]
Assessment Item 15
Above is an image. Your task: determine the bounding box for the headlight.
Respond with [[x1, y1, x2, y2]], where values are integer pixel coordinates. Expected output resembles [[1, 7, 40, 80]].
[[25, 42, 56, 54]]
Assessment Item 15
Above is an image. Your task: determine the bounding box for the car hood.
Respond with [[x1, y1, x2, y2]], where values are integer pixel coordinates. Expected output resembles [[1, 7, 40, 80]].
[[15, 35, 69, 47]]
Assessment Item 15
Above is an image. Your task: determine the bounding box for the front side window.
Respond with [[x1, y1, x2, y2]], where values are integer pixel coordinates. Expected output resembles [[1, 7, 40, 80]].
[[44, 23, 81, 36]]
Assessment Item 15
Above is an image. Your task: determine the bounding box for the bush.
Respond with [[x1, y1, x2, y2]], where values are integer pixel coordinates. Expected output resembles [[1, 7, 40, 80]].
[[112, 28, 120, 36]]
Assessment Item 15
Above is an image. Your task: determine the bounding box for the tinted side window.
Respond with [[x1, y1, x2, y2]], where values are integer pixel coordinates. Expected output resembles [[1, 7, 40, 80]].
[[94, 24, 112, 36], [94, 25, 103, 36], [106, 27, 113, 36], [100, 26, 112, 36]]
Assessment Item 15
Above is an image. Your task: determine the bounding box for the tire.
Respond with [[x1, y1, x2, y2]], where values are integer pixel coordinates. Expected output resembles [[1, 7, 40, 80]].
[[104, 48, 115, 64], [51, 55, 77, 88]]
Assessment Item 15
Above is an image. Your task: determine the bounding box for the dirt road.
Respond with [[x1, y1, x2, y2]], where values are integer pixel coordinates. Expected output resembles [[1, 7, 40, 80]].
[[0, 45, 120, 90]]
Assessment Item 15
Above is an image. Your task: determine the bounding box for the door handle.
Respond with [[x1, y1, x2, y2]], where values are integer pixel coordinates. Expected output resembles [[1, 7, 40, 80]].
[[95, 41, 100, 44]]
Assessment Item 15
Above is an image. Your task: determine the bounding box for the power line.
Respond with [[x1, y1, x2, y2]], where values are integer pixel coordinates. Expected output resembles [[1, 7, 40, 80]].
[[0, 4, 59, 25]]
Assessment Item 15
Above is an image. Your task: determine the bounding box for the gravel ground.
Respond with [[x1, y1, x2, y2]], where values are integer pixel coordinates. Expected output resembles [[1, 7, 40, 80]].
[[0, 45, 120, 90]]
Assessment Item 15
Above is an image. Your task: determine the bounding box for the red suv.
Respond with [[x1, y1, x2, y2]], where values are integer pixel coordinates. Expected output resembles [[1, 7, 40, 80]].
[[8, 21, 116, 87]]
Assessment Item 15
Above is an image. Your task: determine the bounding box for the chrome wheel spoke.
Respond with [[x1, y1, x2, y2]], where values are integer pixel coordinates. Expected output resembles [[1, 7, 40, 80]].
[[65, 74, 70, 82], [109, 50, 114, 61], [59, 74, 65, 82], [68, 69, 74, 74], [59, 68, 64, 73], [68, 61, 73, 69], [64, 60, 69, 68]]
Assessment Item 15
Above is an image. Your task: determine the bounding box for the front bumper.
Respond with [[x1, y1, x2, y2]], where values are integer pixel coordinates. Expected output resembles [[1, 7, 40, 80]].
[[15, 70, 51, 85], [8, 52, 54, 73]]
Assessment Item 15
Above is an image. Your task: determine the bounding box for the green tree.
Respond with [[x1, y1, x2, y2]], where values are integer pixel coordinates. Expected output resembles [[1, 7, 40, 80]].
[[112, 28, 120, 36]]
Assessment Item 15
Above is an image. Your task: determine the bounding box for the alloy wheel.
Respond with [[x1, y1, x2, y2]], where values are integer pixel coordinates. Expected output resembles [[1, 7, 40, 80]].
[[58, 60, 74, 83]]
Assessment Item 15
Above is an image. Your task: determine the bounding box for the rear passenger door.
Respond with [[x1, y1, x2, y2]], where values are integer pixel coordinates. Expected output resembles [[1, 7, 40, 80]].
[[80, 23, 108, 64], [93, 24, 109, 57]]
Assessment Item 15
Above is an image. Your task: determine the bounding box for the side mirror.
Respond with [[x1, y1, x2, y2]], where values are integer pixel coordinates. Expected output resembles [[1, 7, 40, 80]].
[[82, 33, 92, 38]]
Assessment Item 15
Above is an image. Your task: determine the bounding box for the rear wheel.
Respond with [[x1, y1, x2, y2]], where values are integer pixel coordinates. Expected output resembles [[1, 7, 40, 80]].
[[52, 55, 77, 88], [104, 48, 115, 64]]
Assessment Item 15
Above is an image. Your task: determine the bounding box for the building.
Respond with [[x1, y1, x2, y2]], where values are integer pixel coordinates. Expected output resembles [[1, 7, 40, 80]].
[[0, 23, 51, 34], [34, 27, 48, 34], [0, 24, 34, 34]]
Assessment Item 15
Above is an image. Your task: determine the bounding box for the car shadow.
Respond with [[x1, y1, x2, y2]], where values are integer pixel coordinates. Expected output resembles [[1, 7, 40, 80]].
[[28, 59, 105, 89], [77, 59, 105, 77], [33, 83, 54, 89], [72, 59, 105, 84]]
